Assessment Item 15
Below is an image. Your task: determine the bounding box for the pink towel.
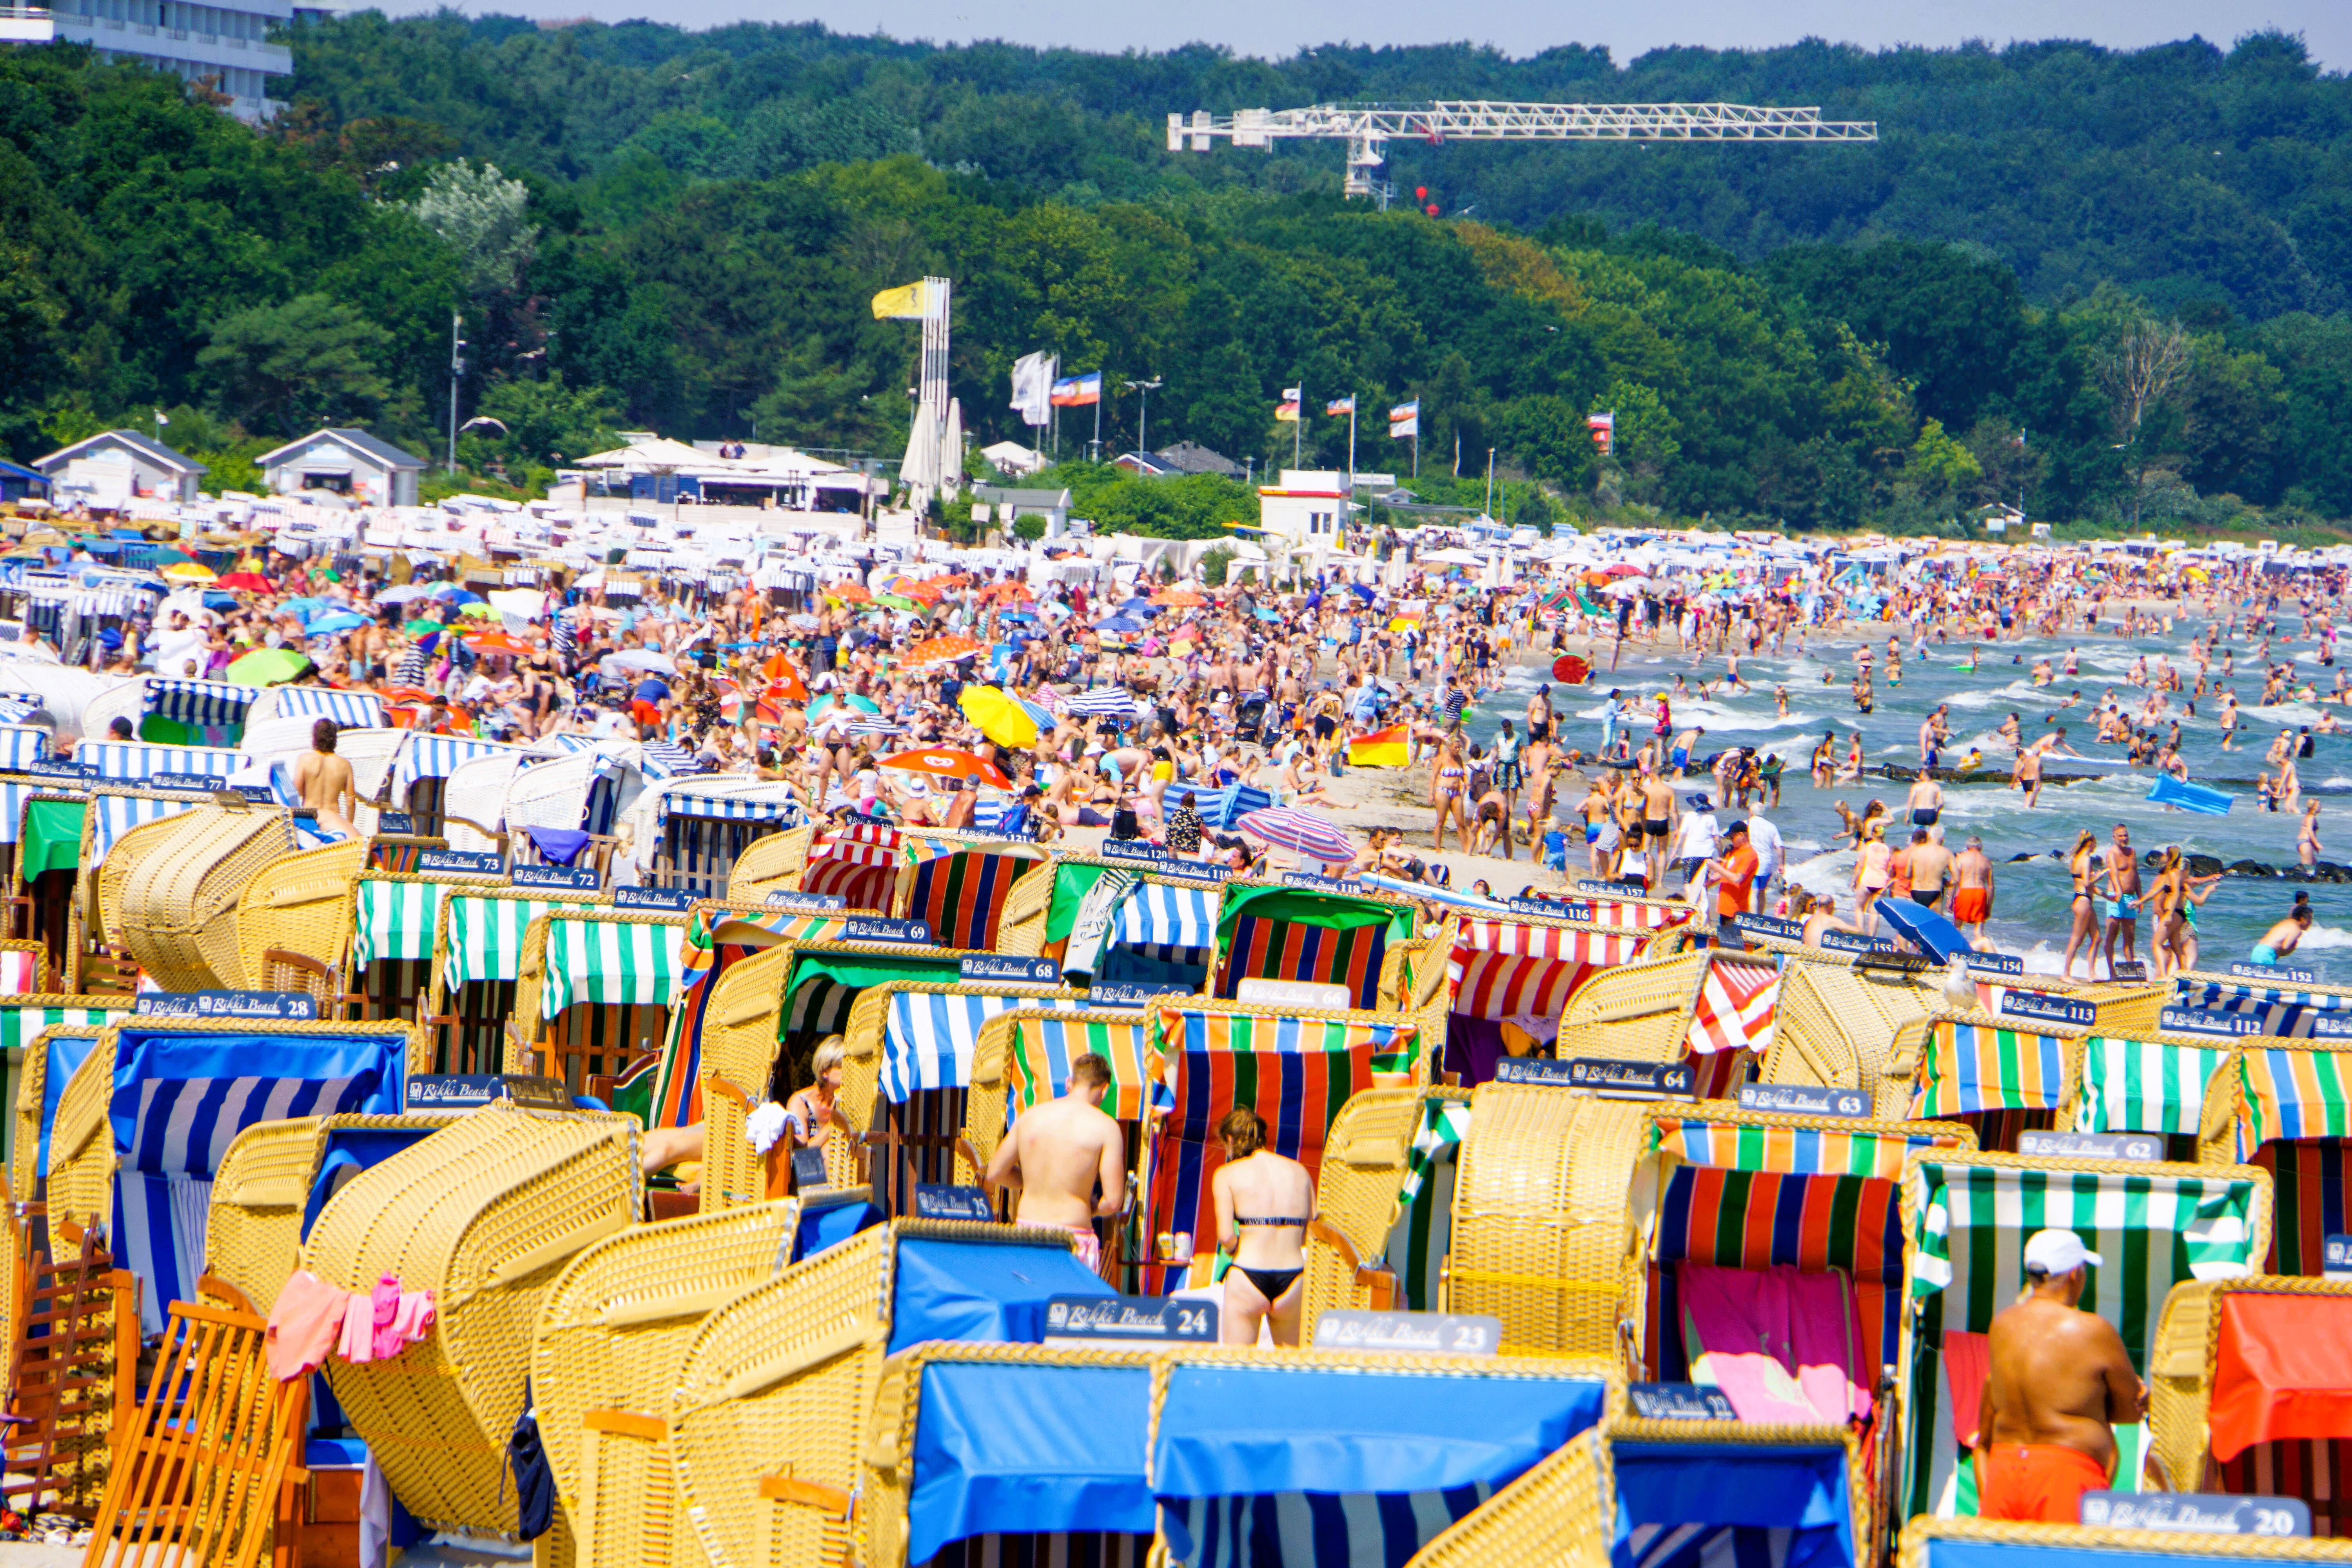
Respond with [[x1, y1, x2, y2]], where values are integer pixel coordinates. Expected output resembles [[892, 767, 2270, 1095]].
[[1679, 1263, 1873, 1426], [337, 1287, 377, 1364], [374, 1279, 435, 1359], [264, 1270, 349, 1382]]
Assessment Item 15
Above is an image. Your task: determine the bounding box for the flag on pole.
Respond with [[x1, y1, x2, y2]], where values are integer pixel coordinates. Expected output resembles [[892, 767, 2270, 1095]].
[[1347, 723, 1410, 768], [1587, 411, 1616, 455], [1051, 371, 1102, 407], [154, 409, 171, 427], [871, 280, 933, 319], [1275, 387, 1302, 423], [1389, 400, 1419, 438], [1326, 396, 1356, 416], [1009, 352, 1055, 428]]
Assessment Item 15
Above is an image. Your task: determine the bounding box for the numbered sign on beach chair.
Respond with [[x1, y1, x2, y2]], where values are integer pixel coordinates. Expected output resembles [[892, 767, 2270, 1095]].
[[1898, 1150, 2273, 1522], [1150, 1350, 1616, 1568], [864, 1342, 1158, 1568], [1414, 1417, 1867, 1568], [670, 1220, 1114, 1568], [2112, 971, 2352, 1040], [2199, 1044, 2352, 1276], [1215, 884, 1413, 1011], [1900, 1009, 2087, 1151]]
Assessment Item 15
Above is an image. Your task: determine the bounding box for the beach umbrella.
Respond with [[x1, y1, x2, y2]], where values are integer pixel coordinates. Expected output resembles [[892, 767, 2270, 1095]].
[[982, 581, 1032, 603], [226, 648, 312, 686], [1237, 806, 1356, 867], [217, 572, 272, 592], [458, 602, 499, 619], [374, 583, 432, 604], [1152, 588, 1206, 608], [1015, 696, 1056, 731], [766, 666, 808, 702], [402, 617, 444, 635], [873, 594, 920, 613], [878, 747, 1014, 791], [896, 578, 947, 603], [906, 635, 985, 668], [1551, 654, 1591, 684], [602, 649, 678, 676], [466, 631, 535, 656], [959, 685, 1039, 748], [162, 561, 217, 582], [1603, 563, 1644, 577], [1094, 615, 1147, 635], [1064, 688, 1141, 719], [306, 610, 370, 636], [826, 582, 872, 604]]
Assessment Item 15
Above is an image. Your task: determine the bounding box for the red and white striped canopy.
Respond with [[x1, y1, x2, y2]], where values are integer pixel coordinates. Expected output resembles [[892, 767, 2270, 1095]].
[[1446, 919, 1645, 1020], [801, 822, 903, 908], [1689, 956, 1782, 1056]]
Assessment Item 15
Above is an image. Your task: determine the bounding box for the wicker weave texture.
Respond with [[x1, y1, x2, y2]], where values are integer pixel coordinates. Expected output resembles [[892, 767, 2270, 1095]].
[[204, 1116, 327, 1315], [1897, 1514, 2352, 1568], [2147, 1274, 2352, 1495], [726, 824, 813, 904], [696, 943, 796, 1214], [1448, 1084, 1647, 1354], [531, 1199, 800, 1568], [233, 838, 370, 994], [307, 1101, 644, 1533], [990, 859, 1056, 958], [1761, 961, 1938, 1097], [113, 802, 296, 991], [1301, 1087, 1449, 1337], [1557, 951, 1708, 1064]]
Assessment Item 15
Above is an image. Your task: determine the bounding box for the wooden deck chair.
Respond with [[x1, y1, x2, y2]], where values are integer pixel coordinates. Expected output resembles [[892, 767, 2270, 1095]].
[[1411, 1417, 1868, 1568], [693, 940, 979, 1214], [1144, 1003, 1403, 1294], [1557, 947, 1785, 1099], [1891, 1006, 2092, 1149], [1, 1234, 137, 1521], [345, 866, 508, 1025], [1149, 1348, 1620, 1568], [1436, 911, 1658, 1084], [1898, 1516, 2352, 1568], [893, 840, 1050, 952], [862, 1342, 1159, 1568], [1759, 955, 1946, 1102], [2198, 1040, 2352, 1276], [1214, 882, 1415, 1011], [205, 1112, 452, 1316], [44, 1018, 418, 1336], [421, 883, 612, 1074], [840, 978, 1091, 1214], [2148, 1276, 2352, 1525], [511, 905, 694, 1090], [1897, 1149, 2273, 1521], [232, 837, 371, 1009], [531, 1200, 802, 1568], [104, 795, 297, 992], [307, 1100, 642, 1535], [724, 821, 814, 902], [668, 1219, 1110, 1568], [1298, 1086, 1471, 1337]]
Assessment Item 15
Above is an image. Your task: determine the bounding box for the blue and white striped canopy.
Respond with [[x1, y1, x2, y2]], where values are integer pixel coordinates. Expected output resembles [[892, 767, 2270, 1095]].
[[75, 742, 242, 782], [144, 679, 254, 728], [392, 734, 517, 795], [90, 793, 203, 867], [0, 726, 48, 771], [0, 695, 43, 724], [657, 788, 802, 826], [272, 686, 386, 728], [639, 742, 704, 778], [1112, 881, 1219, 955], [879, 989, 1087, 1102]]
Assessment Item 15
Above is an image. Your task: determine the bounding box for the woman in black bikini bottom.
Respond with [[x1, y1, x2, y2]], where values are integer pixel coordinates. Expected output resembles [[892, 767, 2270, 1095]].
[[1210, 1107, 1316, 1346]]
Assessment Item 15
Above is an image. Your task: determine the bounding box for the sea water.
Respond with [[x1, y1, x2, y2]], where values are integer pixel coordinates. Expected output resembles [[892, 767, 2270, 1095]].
[[1466, 622, 2348, 983]]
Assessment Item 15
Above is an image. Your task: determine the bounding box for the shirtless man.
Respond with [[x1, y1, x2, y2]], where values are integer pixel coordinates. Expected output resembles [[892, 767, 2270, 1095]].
[[1640, 770, 1679, 892], [1976, 1230, 2142, 1522], [1905, 827, 1954, 913], [1580, 778, 1615, 876], [1904, 769, 1944, 831], [1951, 835, 1995, 948], [1668, 725, 1704, 778], [2100, 823, 2142, 976], [2251, 902, 2314, 968], [290, 719, 357, 835], [983, 1051, 1125, 1271]]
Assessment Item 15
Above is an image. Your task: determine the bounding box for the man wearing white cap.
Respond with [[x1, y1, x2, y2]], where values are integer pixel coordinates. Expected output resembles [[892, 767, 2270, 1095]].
[[1975, 1229, 2145, 1523]]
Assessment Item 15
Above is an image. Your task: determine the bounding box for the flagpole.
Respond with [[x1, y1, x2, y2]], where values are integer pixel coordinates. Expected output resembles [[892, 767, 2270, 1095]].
[[1294, 384, 1303, 468], [1347, 403, 1357, 488], [1093, 384, 1102, 463]]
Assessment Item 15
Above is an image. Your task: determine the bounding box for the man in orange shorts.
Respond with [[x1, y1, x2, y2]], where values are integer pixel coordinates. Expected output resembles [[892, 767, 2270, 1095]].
[[1976, 1230, 2144, 1523], [1951, 834, 1995, 950]]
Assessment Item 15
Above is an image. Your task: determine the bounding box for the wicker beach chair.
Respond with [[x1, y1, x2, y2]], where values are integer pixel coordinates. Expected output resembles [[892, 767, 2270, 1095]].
[[205, 1112, 451, 1316], [2069, 1026, 2257, 1165], [1896, 1149, 2274, 1522], [1887, 1006, 2093, 1149], [531, 1200, 802, 1568], [1898, 1517, 2352, 1568], [307, 1100, 643, 1535], [231, 837, 372, 1012], [104, 796, 296, 991], [725, 822, 815, 902], [511, 904, 695, 1089], [43, 1018, 418, 1332], [993, 855, 1229, 979], [649, 787, 803, 900], [668, 1218, 1110, 1568], [1432, 910, 1659, 1083], [2104, 970, 2352, 1040], [639, 903, 852, 1140], [962, 1004, 1160, 1178], [421, 882, 614, 1073], [894, 839, 1051, 951], [1214, 881, 1417, 1011], [1556, 947, 1785, 1098], [1149, 1347, 1621, 1568], [793, 818, 910, 912], [2196, 1040, 2352, 1276], [2147, 1275, 2352, 1523], [1299, 1085, 1472, 1337], [343, 865, 508, 1024], [1445, 1080, 1654, 1356], [1410, 1417, 1869, 1568], [1759, 956, 1945, 1102]]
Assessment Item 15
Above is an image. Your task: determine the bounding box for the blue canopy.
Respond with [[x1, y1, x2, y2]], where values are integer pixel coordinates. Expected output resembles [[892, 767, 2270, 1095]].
[[1154, 1365, 1606, 1497], [1919, 1543, 2251, 1568], [887, 1237, 1112, 1352], [1874, 895, 1969, 964], [795, 1190, 881, 1260], [1611, 1443, 1853, 1568], [108, 1028, 407, 1171], [303, 1123, 444, 1240], [36, 1032, 103, 1177], [907, 1361, 1154, 1563]]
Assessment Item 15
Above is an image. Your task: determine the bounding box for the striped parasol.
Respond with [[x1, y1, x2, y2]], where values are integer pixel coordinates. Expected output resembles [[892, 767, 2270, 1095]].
[[1064, 686, 1142, 718], [1237, 806, 1356, 867]]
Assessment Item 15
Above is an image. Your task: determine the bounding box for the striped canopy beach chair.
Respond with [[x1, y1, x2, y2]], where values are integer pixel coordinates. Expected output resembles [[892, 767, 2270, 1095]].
[[798, 818, 908, 911], [1896, 1008, 2090, 1151], [1214, 883, 1414, 1011], [512, 904, 695, 1090], [1415, 1417, 1867, 1568], [1897, 1150, 2272, 1522], [644, 903, 848, 1134], [2100, 971, 2352, 1040], [2198, 1042, 2352, 1276], [1442, 912, 1654, 1085], [1150, 1349, 1617, 1568], [342, 866, 509, 1024], [649, 783, 802, 900], [423, 883, 613, 1072], [1558, 948, 1785, 1101], [138, 676, 255, 745], [995, 855, 1228, 987], [2070, 1027, 2250, 1164], [896, 837, 1049, 951], [1759, 956, 1946, 1107], [1297, 1085, 1470, 1336]]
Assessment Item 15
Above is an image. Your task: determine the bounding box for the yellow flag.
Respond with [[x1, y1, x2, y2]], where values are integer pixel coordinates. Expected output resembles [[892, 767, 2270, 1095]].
[[871, 281, 930, 320]]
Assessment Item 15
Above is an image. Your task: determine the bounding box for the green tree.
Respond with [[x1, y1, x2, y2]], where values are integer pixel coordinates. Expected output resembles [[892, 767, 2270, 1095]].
[[461, 373, 621, 468], [197, 294, 393, 436], [409, 159, 538, 299]]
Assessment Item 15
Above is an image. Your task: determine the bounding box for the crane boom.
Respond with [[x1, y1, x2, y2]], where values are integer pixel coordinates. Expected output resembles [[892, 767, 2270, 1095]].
[[1168, 100, 1878, 200]]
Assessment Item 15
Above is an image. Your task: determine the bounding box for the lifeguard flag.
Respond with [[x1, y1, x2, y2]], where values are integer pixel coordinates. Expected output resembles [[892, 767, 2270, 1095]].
[[1349, 724, 1409, 768]]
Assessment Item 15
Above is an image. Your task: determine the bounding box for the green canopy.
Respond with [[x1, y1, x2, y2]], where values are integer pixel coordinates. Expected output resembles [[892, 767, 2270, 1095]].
[[18, 800, 83, 880]]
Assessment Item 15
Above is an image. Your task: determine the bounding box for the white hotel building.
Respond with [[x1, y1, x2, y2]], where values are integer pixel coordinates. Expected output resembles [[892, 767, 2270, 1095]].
[[0, 0, 318, 122]]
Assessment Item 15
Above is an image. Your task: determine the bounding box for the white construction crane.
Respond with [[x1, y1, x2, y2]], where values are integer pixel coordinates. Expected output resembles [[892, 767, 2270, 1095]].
[[1168, 100, 1878, 202]]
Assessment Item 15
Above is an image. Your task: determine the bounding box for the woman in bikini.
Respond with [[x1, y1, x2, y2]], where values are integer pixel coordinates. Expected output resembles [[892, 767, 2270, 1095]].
[[1210, 1107, 1314, 1347], [2061, 829, 2099, 980], [1852, 823, 1891, 936], [1430, 736, 1469, 852]]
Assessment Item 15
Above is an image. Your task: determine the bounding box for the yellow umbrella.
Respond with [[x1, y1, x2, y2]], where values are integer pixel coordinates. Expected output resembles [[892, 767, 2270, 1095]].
[[958, 685, 1038, 749], [162, 561, 217, 582], [1388, 615, 1421, 632]]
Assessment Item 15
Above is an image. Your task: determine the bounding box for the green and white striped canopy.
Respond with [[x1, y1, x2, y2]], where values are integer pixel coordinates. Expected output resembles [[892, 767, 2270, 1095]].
[[441, 894, 570, 990], [2070, 1034, 2235, 1138], [538, 915, 685, 1019], [353, 877, 460, 969], [0, 1002, 129, 1060]]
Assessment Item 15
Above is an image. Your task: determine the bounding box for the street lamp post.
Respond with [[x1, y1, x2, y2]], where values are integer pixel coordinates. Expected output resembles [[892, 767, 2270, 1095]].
[[446, 310, 466, 475], [1122, 377, 1162, 461]]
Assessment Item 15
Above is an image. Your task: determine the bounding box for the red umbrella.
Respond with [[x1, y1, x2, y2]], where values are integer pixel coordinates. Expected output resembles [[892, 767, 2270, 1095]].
[[878, 748, 1013, 791], [465, 631, 534, 656], [218, 572, 272, 592], [1552, 654, 1591, 684], [828, 582, 872, 604], [905, 635, 985, 668], [1603, 563, 1644, 577]]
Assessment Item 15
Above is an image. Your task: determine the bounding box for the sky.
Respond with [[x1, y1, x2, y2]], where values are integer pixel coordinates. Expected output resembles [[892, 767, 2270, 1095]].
[[375, 0, 2349, 73]]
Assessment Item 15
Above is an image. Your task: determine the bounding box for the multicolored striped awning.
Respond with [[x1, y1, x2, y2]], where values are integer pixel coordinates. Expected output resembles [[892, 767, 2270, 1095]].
[[2071, 1034, 2234, 1138], [1445, 920, 1645, 1021], [1004, 1011, 1156, 1123], [1648, 1116, 1960, 1179], [1907, 1019, 2072, 1120], [902, 846, 1045, 952], [1586, 899, 1698, 931], [538, 913, 685, 1018], [2232, 1047, 2352, 1159], [1113, 881, 1220, 960], [880, 988, 1088, 1102], [1219, 915, 1388, 1009], [802, 822, 901, 910]]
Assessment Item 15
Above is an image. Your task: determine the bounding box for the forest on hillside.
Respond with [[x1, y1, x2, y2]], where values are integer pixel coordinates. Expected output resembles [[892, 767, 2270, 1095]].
[[4, 20, 2352, 535]]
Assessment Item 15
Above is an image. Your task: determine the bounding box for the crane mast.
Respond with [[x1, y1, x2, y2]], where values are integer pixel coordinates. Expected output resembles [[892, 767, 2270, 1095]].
[[1168, 100, 1879, 202]]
